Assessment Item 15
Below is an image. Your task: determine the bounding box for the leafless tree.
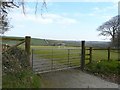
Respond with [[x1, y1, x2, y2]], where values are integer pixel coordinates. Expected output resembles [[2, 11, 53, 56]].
[[0, 14, 11, 34], [0, 0, 17, 34], [0, 0, 46, 34], [97, 15, 120, 44]]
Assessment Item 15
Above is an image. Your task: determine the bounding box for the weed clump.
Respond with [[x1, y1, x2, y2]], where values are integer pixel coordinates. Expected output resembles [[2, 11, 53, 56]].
[[85, 60, 120, 84]]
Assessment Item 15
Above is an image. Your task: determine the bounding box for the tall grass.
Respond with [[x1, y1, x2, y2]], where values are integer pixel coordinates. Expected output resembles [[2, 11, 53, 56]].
[[3, 69, 41, 88], [85, 60, 120, 75]]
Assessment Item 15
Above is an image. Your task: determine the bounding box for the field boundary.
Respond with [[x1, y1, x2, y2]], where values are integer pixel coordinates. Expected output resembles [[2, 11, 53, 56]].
[[32, 41, 119, 73], [86, 47, 119, 62], [2, 36, 119, 73], [2, 36, 31, 66]]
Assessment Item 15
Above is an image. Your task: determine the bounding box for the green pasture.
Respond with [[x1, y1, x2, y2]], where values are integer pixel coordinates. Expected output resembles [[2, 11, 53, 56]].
[[31, 46, 118, 66], [85, 49, 118, 61], [92, 50, 118, 61], [31, 46, 81, 49], [31, 46, 81, 66]]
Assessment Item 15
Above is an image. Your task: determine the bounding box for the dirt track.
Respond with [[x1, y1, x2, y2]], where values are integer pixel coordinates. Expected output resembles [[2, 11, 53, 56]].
[[39, 68, 119, 88]]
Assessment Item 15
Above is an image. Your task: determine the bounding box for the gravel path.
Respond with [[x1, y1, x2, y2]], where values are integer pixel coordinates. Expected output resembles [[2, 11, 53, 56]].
[[39, 68, 119, 88]]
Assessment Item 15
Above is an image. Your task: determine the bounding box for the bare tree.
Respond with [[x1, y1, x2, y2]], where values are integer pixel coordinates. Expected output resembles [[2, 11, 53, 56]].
[[97, 15, 120, 43], [0, 0, 46, 34], [0, 15, 11, 34], [0, 0, 17, 34]]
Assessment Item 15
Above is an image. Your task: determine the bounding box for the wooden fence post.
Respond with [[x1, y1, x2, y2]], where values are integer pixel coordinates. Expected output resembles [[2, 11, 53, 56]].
[[108, 47, 111, 61], [89, 47, 92, 63], [81, 41, 85, 71], [25, 36, 31, 66]]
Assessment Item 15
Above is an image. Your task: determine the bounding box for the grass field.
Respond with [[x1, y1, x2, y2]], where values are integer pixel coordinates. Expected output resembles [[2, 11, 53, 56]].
[[92, 50, 118, 61], [31, 46, 119, 65], [32, 46, 81, 66]]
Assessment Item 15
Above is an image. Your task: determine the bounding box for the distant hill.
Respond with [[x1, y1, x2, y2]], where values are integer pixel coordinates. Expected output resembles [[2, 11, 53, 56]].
[[1, 36, 110, 48], [85, 41, 110, 48]]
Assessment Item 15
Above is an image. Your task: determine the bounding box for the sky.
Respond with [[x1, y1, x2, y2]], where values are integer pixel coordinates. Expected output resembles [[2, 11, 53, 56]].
[[4, 1, 118, 41]]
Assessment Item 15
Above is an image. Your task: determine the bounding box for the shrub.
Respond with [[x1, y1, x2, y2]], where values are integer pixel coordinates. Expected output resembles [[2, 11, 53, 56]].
[[85, 60, 119, 75], [2, 47, 41, 88]]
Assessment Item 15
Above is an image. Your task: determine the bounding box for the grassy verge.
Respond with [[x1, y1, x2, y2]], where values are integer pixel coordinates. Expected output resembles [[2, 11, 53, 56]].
[[2, 69, 41, 88], [2, 47, 41, 88], [85, 60, 120, 83]]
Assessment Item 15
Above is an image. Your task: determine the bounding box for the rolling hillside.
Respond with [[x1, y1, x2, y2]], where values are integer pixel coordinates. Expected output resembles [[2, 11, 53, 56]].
[[1, 36, 110, 48]]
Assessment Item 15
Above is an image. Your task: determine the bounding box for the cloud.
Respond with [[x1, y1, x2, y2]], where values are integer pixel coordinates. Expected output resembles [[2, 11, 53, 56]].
[[42, 14, 77, 24], [92, 3, 117, 14], [69, 2, 117, 20], [86, 3, 117, 20], [9, 13, 78, 25], [15, 24, 25, 28]]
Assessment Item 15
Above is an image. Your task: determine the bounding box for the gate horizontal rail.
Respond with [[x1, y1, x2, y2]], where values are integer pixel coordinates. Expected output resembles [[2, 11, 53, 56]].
[[32, 48, 81, 73]]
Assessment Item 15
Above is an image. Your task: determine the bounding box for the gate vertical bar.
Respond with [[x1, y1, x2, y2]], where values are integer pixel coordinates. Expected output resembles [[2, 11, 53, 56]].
[[89, 47, 92, 63], [81, 41, 85, 71], [108, 47, 111, 61], [68, 49, 70, 67], [51, 48, 53, 70], [31, 49, 34, 71]]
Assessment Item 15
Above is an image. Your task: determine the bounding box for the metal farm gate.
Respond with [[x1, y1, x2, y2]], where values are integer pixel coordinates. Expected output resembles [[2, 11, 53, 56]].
[[31, 48, 82, 73]]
